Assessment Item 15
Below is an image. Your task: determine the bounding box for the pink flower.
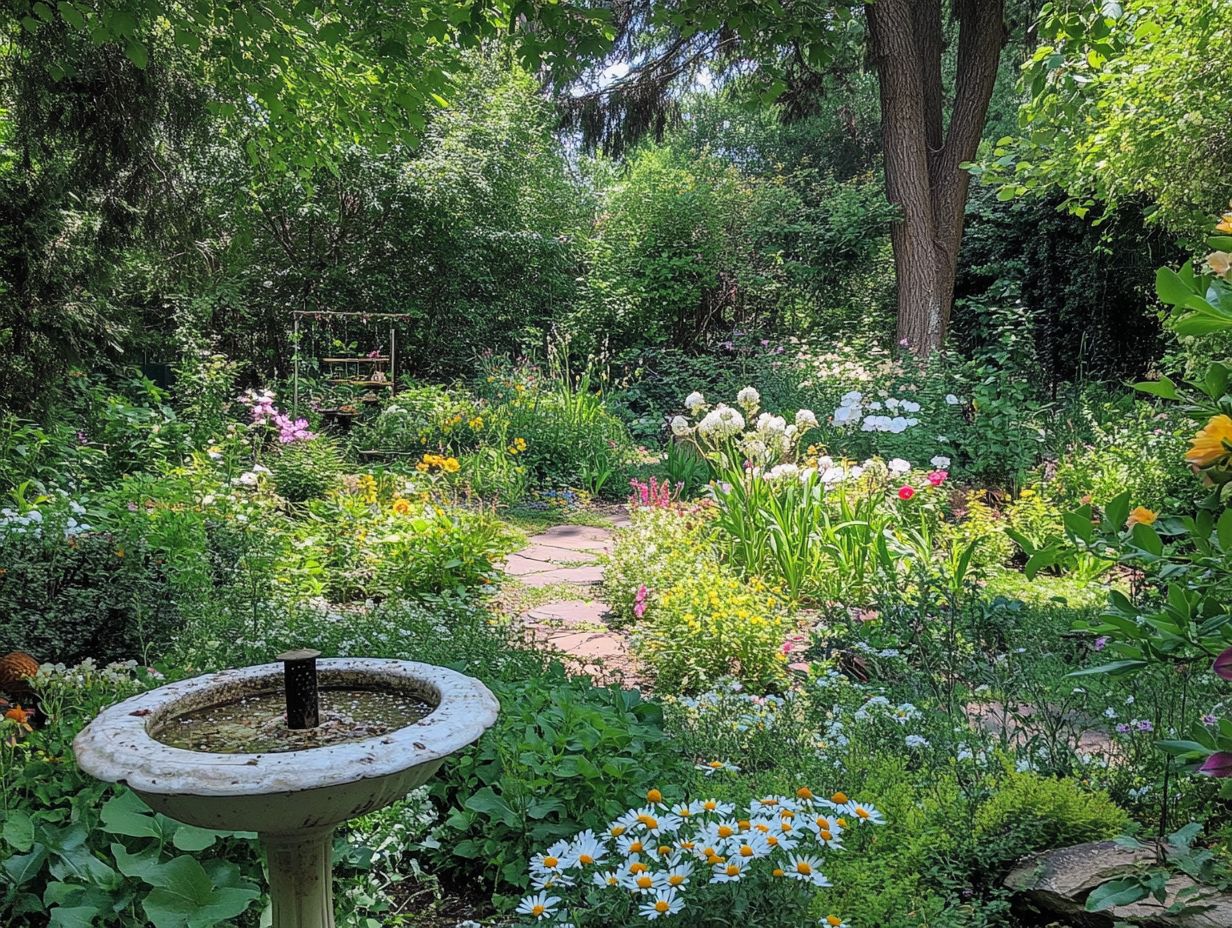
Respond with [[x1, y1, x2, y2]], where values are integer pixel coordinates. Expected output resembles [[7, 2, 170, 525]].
[[633, 584, 649, 619], [788, 662, 811, 673], [898, 485, 915, 501], [926, 470, 947, 486]]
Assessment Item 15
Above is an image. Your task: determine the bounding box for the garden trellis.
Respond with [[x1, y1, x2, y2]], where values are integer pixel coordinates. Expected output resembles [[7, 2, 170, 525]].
[[289, 310, 417, 417]]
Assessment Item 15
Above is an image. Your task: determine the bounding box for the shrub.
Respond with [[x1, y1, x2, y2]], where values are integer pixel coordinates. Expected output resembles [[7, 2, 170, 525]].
[[359, 384, 485, 456], [634, 566, 796, 693], [369, 502, 511, 600], [0, 503, 178, 665], [604, 507, 718, 624], [268, 437, 346, 502], [428, 667, 683, 898], [972, 769, 1129, 871]]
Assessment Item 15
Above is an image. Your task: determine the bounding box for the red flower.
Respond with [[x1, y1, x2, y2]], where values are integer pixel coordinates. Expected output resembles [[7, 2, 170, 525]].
[[898, 485, 915, 500]]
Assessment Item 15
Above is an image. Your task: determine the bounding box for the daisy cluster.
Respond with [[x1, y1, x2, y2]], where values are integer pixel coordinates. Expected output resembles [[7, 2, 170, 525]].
[[516, 788, 883, 926]]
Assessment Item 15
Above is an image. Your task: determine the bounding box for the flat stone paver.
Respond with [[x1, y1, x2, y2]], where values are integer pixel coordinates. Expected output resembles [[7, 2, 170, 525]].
[[501, 517, 637, 683], [518, 565, 606, 587]]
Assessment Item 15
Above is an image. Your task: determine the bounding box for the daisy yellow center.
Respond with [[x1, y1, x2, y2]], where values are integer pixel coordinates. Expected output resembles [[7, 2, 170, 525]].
[[658, 845, 672, 856], [611, 826, 626, 837], [827, 917, 842, 926], [543, 857, 558, 868], [837, 818, 848, 828], [655, 901, 670, 913], [725, 864, 739, 876], [636, 876, 653, 889], [767, 836, 780, 846], [717, 825, 734, 838], [703, 801, 717, 811], [629, 841, 644, 853], [856, 807, 869, 819], [738, 820, 751, 831], [831, 792, 848, 804], [772, 868, 785, 877], [759, 799, 778, 807], [781, 823, 793, 832], [607, 876, 618, 885], [630, 863, 648, 875], [638, 815, 658, 828], [796, 861, 813, 875], [754, 823, 769, 833], [679, 841, 695, 850], [669, 874, 685, 886], [532, 905, 545, 917], [797, 787, 814, 799], [579, 854, 594, 865], [820, 831, 833, 842], [739, 845, 754, 857], [647, 789, 663, 803], [708, 761, 723, 768]]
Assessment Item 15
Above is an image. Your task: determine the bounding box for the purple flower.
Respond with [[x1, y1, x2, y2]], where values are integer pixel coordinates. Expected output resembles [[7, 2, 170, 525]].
[[1115, 723, 1130, 734], [76, 430, 88, 445], [1093, 636, 1109, 651], [1199, 752, 1232, 777], [1203, 714, 1218, 726], [1136, 719, 1154, 732]]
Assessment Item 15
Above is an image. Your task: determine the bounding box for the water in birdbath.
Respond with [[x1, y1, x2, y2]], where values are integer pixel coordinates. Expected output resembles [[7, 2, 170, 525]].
[[154, 688, 433, 754]]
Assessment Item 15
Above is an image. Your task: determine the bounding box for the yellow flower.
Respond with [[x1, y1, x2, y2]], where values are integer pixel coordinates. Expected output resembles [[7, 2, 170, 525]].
[[391, 497, 412, 516], [1187, 415, 1232, 468], [442, 457, 460, 474], [1217, 211, 1232, 235], [1018, 488, 1036, 498], [1126, 506, 1157, 528]]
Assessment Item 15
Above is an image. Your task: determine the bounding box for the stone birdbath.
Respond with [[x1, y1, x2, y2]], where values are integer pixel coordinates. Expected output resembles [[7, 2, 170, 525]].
[[73, 651, 499, 928]]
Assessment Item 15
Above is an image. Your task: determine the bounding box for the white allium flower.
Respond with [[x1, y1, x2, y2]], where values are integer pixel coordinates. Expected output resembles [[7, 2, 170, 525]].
[[685, 391, 706, 413], [736, 386, 761, 411], [755, 413, 786, 435], [930, 455, 951, 469], [766, 464, 800, 481], [670, 416, 690, 437], [945, 393, 960, 405], [795, 409, 818, 430], [887, 458, 911, 475], [905, 735, 930, 749]]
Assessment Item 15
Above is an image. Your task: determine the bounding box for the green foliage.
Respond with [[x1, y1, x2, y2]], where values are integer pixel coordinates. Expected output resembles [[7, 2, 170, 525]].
[[973, 768, 1129, 871], [635, 566, 795, 693], [429, 668, 681, 898], [978, 0, 1231, 235], [268, 438, 345, 503], [604, 507, 718, 624], [0, 500, 179, 664]]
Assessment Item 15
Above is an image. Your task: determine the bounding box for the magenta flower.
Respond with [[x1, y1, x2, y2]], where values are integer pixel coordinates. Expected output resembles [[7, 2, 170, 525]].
[[926, 470, 948, 486], [1093, 636, 1109, 651], [1199, 752, 1232, 777], [898, 485, 915, 501], [633, 584, 649, 619]]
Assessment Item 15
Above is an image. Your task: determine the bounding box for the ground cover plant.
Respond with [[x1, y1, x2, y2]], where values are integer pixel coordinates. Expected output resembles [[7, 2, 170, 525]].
[[2, 4, 1232, 927]]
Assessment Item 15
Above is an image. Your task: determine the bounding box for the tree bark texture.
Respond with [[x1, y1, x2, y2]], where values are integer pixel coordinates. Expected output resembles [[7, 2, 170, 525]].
[[866, 0, 1006, 354]]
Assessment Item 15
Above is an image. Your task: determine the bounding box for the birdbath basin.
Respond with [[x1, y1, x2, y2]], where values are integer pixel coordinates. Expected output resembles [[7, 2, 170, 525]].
[[73, 656, 499, 928]]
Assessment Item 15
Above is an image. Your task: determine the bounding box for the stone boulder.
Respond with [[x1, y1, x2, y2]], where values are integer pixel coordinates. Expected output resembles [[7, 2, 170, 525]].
[[1005, 840, 1232, 928]]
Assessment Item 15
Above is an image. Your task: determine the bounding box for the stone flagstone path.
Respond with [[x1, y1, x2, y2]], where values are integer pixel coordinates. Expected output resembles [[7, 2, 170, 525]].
[[502, 513, 635, 682]]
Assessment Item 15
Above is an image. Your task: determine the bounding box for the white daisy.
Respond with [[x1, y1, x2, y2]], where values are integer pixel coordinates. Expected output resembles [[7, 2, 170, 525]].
[[785, 854, 830, 887], [516, 891, 560, 921], [639, 888, 684, 920]]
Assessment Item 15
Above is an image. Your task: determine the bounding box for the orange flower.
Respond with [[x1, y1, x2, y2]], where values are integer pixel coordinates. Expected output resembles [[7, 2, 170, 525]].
[[1217, 211, 1232, 235], [1127, 506, 1157, 528], [391, 497, 412, 516], [1186, 415, 1232, 468], [4, 705, 32, 726]]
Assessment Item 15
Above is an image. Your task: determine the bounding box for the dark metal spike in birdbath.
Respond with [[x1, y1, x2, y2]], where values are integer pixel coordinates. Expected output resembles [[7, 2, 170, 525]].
[[276, 649, 321, 730]]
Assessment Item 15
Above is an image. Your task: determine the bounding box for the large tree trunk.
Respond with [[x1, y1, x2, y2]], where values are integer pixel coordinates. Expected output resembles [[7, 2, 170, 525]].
[[867, 0, 1005, 354]]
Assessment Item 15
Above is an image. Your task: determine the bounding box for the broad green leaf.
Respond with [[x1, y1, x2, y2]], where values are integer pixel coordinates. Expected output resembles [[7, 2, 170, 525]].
[[1157, 267, 1193, 306], [1132, 376, 1178, 399], [1068, 660, 1148, 677], [101, 792, 161, 839], [1086, 877, 1149, 912], [3, 810, 36, 852]]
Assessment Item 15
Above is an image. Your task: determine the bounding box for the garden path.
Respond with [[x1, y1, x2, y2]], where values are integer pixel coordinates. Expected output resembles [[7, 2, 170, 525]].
[[503, 512, 636, 683]]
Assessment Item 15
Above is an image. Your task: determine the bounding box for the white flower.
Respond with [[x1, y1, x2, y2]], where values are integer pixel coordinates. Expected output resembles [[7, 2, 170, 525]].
[[766, 463, 800, 481], [516, 892, 560, 920], [930, 455, 951, 469], [569, 831, 607, 867], [685, 391, 706, 413], [833, 405, 858, 425], [736, 386, 761, 411], [784, 854, 830, 887], [709, 858, 748, 884], [670, 416, 690, 437], [887, 458, 911, 475], [795, 409, 818, 430], [905, 734, 929, 749], [945, 393, 960, 405], [844, 801, 885, 825], [639, 888, 684, 920], [900, 400, 921, 413], [755, 412, 786, 435], [696, 760, 740, 776]]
